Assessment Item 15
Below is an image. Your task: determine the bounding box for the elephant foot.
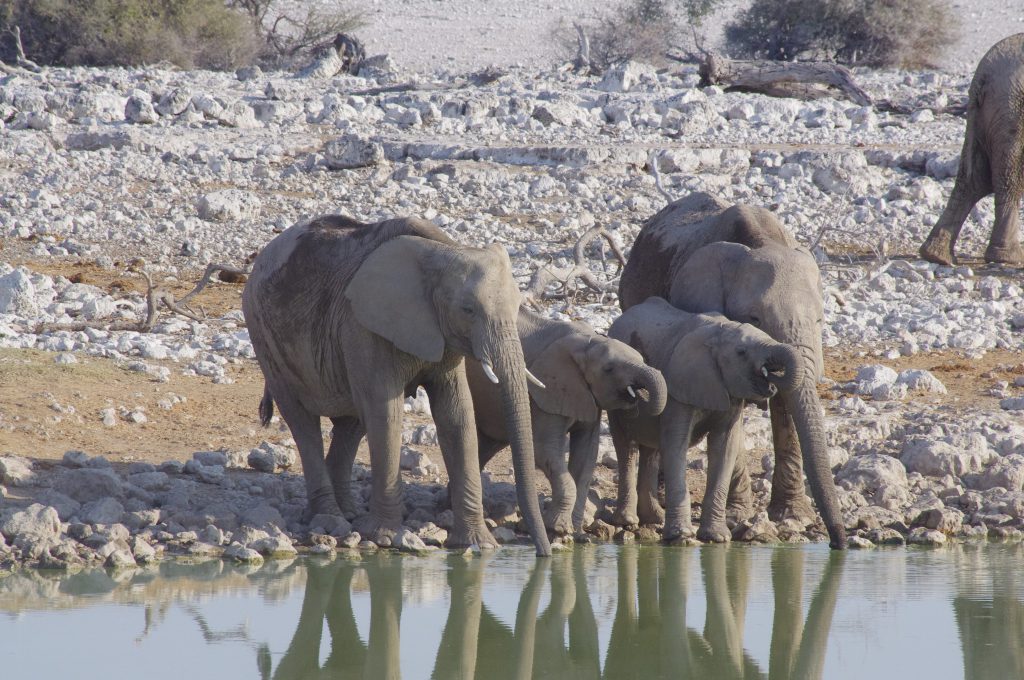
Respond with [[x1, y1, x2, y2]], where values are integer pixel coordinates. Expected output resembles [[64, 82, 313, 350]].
[[697, 522, 732, 544], [303, 493, 344, 523], [352, 514, 402, 547], [611, 506, 640, 529], [637, 497, 665, 526], [985, 242, 1024, 267], [543, 507, 574, 536], [334, 492, 361, 521], [662, 517, 695, 543], [920, 233, 956, 266], [445, 524, 498, 550], [726, 499, 753, 526], [767, 494, 815, 525]]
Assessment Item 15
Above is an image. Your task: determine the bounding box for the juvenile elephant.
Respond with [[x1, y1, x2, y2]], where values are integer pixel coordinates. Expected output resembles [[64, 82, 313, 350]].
[[242, 214, 551, 555], [608, 298, 801, 542], [921, 33, 1024, 266], [466, 306, 667, 535], [619, 192, 846, 549]]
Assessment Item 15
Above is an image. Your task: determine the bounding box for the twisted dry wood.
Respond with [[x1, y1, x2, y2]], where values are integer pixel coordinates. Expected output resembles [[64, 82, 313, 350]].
[[524, 226, 627, 305], [700, 52, 872, 106], [33, 263, 247, 334]]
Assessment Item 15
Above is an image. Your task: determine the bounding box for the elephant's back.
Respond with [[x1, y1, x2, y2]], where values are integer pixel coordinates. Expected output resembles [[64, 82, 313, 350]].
[[969, 33, 1024, 124], [609, 298, 688, 369], [243, 214, 459, 383], [248, 214, 457, 301], [620, 192, 729, 309], [620, 193, 799, 309]]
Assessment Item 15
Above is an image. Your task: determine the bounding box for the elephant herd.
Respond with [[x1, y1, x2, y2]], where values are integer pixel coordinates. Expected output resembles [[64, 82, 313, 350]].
[[243, 33, 1024, 557]]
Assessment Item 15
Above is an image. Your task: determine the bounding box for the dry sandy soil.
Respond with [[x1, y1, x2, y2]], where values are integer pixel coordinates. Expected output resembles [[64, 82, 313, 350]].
[[2, 256, 1021, 505]]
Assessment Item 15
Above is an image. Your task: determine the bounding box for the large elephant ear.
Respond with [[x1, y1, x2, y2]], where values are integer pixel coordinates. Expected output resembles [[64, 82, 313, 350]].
[[527, 336, 599, 423], [669, 241, 751, 313], [666, 323, 732, 412], [345, 236, 445, 362]]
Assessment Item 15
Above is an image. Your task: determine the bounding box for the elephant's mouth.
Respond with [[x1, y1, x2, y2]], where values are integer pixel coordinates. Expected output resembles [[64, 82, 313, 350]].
[[622, 384, 649, 405], [759, 362, 782, 398]]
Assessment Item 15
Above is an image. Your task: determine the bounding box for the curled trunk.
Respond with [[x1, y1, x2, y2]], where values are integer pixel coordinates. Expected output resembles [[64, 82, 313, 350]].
[[766, 343, 803, 394], [786, 380, 847, 549], [636, 364, 669, 416], [493, 331, 552, 556]]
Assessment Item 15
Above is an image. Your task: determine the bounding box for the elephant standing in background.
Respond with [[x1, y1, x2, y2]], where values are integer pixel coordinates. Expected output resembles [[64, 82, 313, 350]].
[[920, 33, 1024, 267], [619, 192, 847, 549], [243, 214, 550, 555], [467, 306, 667, 535], [608, 298, 802, 543]]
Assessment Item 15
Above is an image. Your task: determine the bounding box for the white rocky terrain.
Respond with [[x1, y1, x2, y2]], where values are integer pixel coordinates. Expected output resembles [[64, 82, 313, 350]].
[[2, 3, 1024, 568]]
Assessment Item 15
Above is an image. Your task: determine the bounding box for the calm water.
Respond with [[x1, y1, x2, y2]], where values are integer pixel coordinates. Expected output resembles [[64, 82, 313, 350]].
[[1, 542, 1022, 679]]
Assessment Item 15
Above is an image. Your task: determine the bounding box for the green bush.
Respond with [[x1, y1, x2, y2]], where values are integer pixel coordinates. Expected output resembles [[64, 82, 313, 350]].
[[724, 0, 957, 68], [0, 0, 260, 69]]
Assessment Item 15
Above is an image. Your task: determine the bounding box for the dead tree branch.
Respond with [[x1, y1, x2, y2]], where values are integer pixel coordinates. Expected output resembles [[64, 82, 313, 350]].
[[177, 263, 249, 306], [647, 150, 676, 203], [700, 52, 872, 106], [33, 263, 248, 334], [524, 227, 626, 306], [572, 23, 593, 74]]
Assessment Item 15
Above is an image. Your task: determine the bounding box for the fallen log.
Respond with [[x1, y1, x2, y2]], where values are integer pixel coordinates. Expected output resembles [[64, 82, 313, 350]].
[[699, 52, 872, 106]]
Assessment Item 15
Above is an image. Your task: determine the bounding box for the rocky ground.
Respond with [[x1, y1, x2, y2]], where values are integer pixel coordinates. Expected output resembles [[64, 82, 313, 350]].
[[2, 4, 1024, 570]]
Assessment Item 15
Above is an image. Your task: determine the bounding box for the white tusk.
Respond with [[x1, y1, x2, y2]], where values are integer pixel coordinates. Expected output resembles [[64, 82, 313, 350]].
[[627, 385, 636, 398], [761, 366, 769, 378], [526, 369, 546, 389], [482, 361, 500, 384]]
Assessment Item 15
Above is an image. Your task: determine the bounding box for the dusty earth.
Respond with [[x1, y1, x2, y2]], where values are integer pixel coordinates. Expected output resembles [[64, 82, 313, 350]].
[[1, 254, 1019, 503]]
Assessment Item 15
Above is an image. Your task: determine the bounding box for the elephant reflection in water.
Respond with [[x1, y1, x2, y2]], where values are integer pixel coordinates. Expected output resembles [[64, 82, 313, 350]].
[[954, 543, 1024, 680], [604, 546, 845, 680], [262, 555, 402, 680], [265, 552, 599, 680], [265, 546, 842, 680], [431, 551, 601, 680]]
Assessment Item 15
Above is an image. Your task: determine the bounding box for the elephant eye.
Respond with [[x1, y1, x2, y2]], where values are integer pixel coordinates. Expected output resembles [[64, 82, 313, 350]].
[[461, 305, 475, 316], [748, 316, 761, 327], [603, 365, 614, 374]]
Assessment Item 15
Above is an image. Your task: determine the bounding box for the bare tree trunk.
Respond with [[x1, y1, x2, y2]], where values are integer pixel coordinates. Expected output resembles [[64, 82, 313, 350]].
[[699, 52, 871, 106]]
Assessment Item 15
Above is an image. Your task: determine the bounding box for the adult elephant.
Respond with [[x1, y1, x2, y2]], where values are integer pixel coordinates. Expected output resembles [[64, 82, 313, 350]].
[[467, 305, 667, 535], [920, 33, 1024, 266], [619, 192, 846, 549], [243, 214, 551, 556]]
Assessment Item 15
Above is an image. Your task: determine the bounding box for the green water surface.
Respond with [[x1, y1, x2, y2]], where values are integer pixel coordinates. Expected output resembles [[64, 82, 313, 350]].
[[1, 542, 1021, 679]]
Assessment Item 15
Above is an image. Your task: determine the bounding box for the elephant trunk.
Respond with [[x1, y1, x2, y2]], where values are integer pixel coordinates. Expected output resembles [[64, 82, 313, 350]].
[[785, 379, 847, 549], [490, 328, 552, 557], [634, 364, 668, 417], [765, 343, 803, 394]]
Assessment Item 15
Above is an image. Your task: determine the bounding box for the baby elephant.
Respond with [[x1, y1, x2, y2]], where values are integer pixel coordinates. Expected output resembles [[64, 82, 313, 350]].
[[607, 297, 802, 543], [921, 33, 1024, 266], [466, 306, 668, 535]]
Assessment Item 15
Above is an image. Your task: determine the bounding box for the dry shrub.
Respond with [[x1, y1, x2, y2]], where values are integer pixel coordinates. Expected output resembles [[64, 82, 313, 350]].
[[227, 0, 366, 68], [724, 0, 958, 68], [0, 0, 260, 69]]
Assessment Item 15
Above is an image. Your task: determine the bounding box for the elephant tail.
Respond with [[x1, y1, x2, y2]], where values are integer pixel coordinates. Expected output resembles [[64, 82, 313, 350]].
[[259, 386, 274, 427]]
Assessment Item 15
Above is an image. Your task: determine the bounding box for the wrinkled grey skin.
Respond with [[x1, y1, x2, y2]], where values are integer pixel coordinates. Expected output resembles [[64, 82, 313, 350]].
[[243, 214, 550, 556], [921, 33, 1024, 266], [619, 192, 847, 549], [608, 298, 801, 543], [467, 306, 667, 535]]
